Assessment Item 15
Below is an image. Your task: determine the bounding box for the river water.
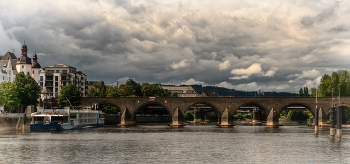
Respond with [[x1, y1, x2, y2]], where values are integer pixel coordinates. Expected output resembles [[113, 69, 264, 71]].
[[1, 121, 350, 164]]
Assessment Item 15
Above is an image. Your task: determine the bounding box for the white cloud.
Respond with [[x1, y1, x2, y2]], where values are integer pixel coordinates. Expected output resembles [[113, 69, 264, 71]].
[[181, 78, 207, 86], [229, 75, 249, 80], [219, 60, 230, 70], [216, 81, 235, 89], [171, 59, 190, 69], [231, 63, 262, 75], [263, 67, 278, 77], [117, 77, 133, 85], [298, 69, 320, 79]]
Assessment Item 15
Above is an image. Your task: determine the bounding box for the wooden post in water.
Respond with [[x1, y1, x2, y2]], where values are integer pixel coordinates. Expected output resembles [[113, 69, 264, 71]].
[[315, 89, 318, 133], [330, 107, 335, 136], [336, 105, 342, 138]]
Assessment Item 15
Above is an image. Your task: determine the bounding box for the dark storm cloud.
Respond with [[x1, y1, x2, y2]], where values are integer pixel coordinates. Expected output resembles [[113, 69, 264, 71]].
[[1, 0, 350, 92], [329, 24, 348, 33], [301, 1, 339, 27]]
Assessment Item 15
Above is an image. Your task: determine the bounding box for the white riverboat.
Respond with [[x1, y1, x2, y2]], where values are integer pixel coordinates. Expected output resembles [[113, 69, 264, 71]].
[[30, 107, 104, 132]]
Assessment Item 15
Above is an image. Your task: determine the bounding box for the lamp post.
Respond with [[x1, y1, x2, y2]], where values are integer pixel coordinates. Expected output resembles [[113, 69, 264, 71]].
[[315, 87, 318, 133]]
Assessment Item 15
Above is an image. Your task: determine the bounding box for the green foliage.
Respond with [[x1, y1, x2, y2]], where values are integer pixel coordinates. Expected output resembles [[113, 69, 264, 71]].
[[14, 72, 41, 111], [0, 82, 20, 109], [318, 70, 350, 97], [125, 79, 143, 97], [58, 84, 81, 107], [184, 111, 194, 120], [98, 104, 120, 114], [171, 92, 178, 97], [307, 111, 314, 125], [281, 110, 309, 120], [87, 81, 107, 97], [341, 107, 350, 124], [233, 112, 244, 120]]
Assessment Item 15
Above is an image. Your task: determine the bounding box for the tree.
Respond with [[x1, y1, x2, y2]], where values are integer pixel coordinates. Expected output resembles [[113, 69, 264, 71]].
[[303, 87, 309, 97], [0, 82, 20, 112], [14, 72, 41, 112], [87, 81, 107, 97], [118, 84, 131, 97], [298, 88, 304, 97], [310, 87, 317, 97], [125, 79, 143, 97], [58, 84, 81, 107]]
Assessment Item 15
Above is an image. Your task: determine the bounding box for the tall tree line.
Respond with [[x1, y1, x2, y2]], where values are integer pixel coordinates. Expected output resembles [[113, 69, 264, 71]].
[[87, 79, 177, 97]]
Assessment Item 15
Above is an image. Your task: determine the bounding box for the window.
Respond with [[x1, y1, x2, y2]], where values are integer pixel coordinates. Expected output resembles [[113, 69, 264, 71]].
[[40, 76, 43, 81], [32, 70, 34, 74], [3, 76, 4, 80], [56, 70, 59, 73], [55, 82, 58, 86], [48, 70, 54, 73], [62, 70, 67, 74], [22, 65, 24, 68], [40, 82, 43, 87], [55, 76, 58, 81]]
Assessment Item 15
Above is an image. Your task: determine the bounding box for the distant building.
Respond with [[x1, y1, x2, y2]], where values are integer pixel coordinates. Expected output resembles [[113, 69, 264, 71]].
[[160, 85, 201, 97], [0, 41, 41, 84], [40, 64, 87, 97]]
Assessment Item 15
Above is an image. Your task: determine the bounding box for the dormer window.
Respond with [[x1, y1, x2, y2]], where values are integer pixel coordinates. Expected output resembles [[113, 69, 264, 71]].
[[22, 65, 24, 68]]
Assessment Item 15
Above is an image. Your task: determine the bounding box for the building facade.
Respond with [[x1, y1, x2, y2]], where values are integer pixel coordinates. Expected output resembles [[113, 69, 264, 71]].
[[1, 41, 88, 98], [0, 42, 41, 84], [160, 85, 200, 97], [40, 64, 87, 97]]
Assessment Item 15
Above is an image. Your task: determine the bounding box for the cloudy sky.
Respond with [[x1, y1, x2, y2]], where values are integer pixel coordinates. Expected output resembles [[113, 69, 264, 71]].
[[1, 0, 350, 93]]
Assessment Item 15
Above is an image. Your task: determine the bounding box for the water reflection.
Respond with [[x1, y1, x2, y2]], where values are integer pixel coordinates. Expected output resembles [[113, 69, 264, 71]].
[[0, 121, 350, 163]]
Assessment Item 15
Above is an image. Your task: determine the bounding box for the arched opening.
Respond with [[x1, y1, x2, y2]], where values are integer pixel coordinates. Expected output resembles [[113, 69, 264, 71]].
[[96, 103, 121, 125], [134, 103, 171, 124], [184, 103, 219, 125], [235, 103, 267, 126], [279, 104, 313, 126]]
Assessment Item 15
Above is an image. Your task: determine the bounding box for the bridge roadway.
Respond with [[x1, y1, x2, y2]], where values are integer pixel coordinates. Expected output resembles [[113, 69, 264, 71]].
[[81, 97, 350, 127]]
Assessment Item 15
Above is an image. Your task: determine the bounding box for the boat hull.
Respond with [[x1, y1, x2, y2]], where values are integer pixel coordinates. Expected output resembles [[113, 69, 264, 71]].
[[30, 124, 63, 131]]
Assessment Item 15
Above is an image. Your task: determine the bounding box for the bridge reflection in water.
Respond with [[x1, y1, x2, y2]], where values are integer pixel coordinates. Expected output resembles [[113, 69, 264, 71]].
[[82, 97, 350, 127]]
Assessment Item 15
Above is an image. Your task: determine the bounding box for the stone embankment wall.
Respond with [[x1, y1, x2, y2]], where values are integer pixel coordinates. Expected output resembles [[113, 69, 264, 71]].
[[0, 115, 32, 132]]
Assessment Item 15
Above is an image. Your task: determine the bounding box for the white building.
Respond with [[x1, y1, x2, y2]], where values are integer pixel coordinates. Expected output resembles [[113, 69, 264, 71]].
[[0, 42, 42, 112], [0, 41, 41, 84], [40, 64, 87, 97]]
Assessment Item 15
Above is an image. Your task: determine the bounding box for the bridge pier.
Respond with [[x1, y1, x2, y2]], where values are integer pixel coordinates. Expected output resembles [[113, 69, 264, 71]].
[[318, 108, 328, 127], [252, 110, 262, 125], [117, 108, 136, 126], [170, 108, 185, 127], [218, 108, 234, 127], [265, 108, 279, 127]]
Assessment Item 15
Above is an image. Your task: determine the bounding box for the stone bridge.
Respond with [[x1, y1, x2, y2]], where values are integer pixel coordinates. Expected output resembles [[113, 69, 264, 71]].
[[81, 97, 350, 127]]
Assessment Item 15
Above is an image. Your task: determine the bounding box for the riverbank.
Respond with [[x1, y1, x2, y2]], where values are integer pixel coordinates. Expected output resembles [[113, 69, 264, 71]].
[[0, 116, 31, 132]]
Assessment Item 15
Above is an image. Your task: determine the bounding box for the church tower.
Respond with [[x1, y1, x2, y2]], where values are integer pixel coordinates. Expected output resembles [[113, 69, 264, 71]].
[[32, 50, 41, 84], [16, 41, 33, 75]]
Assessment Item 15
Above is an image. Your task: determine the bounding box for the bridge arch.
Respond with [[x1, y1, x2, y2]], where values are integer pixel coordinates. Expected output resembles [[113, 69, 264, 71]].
[[279, 102, 314, 116], [236, 102, 268, 114], [94, 102, 122, 114], [132, 101, 172, 124], [184, 102, 221, 117]]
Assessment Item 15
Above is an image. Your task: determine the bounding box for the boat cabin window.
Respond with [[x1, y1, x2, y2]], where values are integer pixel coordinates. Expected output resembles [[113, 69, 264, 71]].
[[34, 116, 45, 124], [51, 116, 64, 124]]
